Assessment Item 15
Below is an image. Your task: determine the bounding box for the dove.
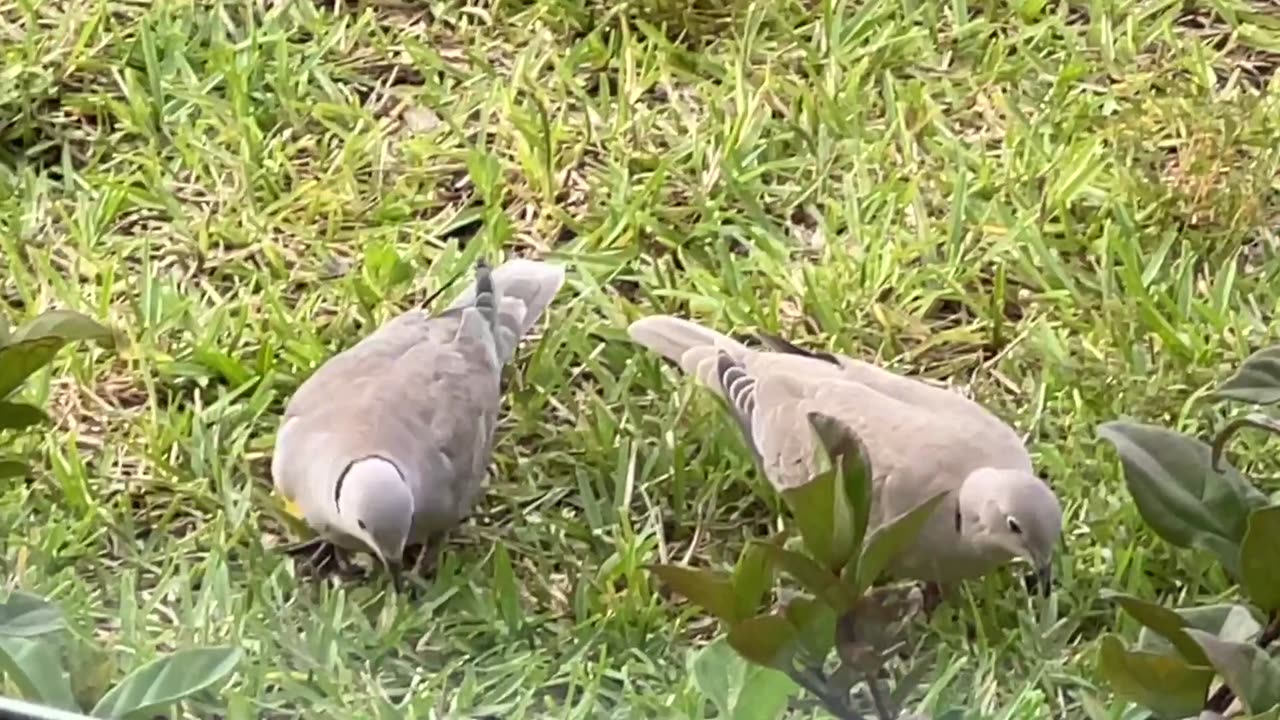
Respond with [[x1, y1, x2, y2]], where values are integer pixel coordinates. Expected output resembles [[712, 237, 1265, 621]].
[[272, 258, 566, 580], [626, 315, 1062, 595]]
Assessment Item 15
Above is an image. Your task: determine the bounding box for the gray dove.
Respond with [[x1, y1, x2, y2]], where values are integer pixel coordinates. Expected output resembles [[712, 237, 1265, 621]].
[[627, 315, 1062, 594], [272, 258, 565, 578]]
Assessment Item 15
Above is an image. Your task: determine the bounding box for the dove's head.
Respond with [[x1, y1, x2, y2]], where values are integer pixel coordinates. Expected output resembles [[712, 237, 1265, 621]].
[[334, 457, 412, 573], [958, 467, 1062, 594]]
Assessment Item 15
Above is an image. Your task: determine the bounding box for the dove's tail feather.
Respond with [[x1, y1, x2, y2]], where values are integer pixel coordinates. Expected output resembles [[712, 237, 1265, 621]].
[[626, 315, 753, 386], [448, 258, 566, 364], [472, 260, 498, 328]]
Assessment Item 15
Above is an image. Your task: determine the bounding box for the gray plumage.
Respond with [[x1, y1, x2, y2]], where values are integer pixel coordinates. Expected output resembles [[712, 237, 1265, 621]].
[[273, 258, 566, 566], [627, 315, 1062, 585]]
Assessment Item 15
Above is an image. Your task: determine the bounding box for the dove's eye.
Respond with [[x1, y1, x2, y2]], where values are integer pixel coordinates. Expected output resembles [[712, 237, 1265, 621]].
[[1007, 517, 1023, 534], [357, 519, 368, 530]]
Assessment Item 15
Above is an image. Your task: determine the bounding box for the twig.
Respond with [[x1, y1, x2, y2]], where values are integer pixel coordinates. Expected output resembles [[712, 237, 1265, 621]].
[[786, 665, 867, 720], [1206, 609, 1280, 713], [865, 673, 895, 719]]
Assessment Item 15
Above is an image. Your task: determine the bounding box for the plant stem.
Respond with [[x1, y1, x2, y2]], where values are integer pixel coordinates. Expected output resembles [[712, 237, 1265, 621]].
[[1205, 609, 1280, 713], [787, 665, 867, 720], [865, 673, 894, 719]]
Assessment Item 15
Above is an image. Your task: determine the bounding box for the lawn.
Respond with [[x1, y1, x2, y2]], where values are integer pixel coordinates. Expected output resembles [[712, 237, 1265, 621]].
[[2, 0, 1279, 717]]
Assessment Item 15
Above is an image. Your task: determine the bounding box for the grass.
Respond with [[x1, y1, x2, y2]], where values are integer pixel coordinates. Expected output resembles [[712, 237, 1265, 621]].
[[1, 0, 1279, 717]]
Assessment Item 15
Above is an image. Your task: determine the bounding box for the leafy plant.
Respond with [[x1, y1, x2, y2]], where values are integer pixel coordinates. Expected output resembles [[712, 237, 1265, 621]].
[[649, 412, 949, 720], [0, 590, 241, 718], [1098, 345, 1280, 719], [0, 309, 117, 479]]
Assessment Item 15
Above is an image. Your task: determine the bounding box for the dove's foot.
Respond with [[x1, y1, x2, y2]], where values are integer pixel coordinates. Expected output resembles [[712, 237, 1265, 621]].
[[920, 581, 945, 618], [283, 538, 357, 579], [404, 533, 447, 578]]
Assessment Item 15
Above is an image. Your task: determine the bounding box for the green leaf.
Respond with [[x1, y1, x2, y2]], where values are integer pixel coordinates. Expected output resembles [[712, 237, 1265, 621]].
[[781, 595, 837, 664], [0, 310, 115, 399], [1185, 629, 1280, 714], [648, 564, 741, 623], [0, 315, 9, 345], [90, 647, 241, 719], [1133, 600, 1264, 660], [731, 662, 799, 720], [0, 460, 29, 479], [751, 541, 852, 610], [726, 614, 798, 671], [1241, 505, 1280, 610], [0, 401, 49, 431], [1097, 421, 1268, 576], [1097, 634, 1212, 719], [0, 636, 79, 711], [1107, 591, 1210, 666], [731, 541, 773, 622], [691, 638, 738, 718], [806, 412, 873, 563], [1216, 346, 1280, 405], [690, 636, 797, 720], [1176, 604, 1264, 642], [0, 591, 66, 637], [9, 310, 116, 347], [854, 491, 950, 594]]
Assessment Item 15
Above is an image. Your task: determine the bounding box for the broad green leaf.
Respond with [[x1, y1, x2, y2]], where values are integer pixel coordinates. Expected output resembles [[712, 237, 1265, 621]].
[[751, 542, 852, 610], [0, 591, 66, 637], [0, 636, 79, 711], [1106, 591, 1209, 666], [1241, 505, 1280, 610], [781, 595, 837, 664], [0, 460, 29, 479], [690, 636, 797, 720], [0, 310, 115, 399], [1137, 602, 1264, 658], [1176, 604, 1264, 642], [726, 614, 797, 671], [780, 453, 859, 577], [691, 637, 739, 718], [90, 647, 241, 719], [854, 491, 950, 594], [807, 411, 873, 559], [0, 337, 64, 401], [9, 310, 116, 347], [1185, 629, 1280, 714], [731, 662, 799, 720], [1097, 634, 1212, 719], [648, 565, 740, 623], [1097, 421, 1267, 576], [731, 541, 773, 622], [0, 401, 49, 431], [1216, 346, 1280, 405]]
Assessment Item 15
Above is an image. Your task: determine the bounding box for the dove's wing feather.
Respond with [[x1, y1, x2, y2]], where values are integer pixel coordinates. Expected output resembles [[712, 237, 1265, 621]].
[[755, 334, 1030, 470], [377, 324, 501, 536]]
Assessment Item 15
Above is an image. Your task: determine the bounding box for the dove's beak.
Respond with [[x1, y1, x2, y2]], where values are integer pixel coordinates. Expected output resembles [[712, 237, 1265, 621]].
[[383, 556, 403, 593], [1034, 562, 1053, 597]]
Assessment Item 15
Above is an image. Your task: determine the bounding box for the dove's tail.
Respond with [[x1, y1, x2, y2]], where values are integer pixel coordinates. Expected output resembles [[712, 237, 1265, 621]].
[[448, 258, 566, 364], [626, 315, 752, 382]]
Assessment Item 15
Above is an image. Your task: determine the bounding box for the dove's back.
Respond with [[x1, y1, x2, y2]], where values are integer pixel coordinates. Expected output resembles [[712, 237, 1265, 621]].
[[274, 258, 566, 542]]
